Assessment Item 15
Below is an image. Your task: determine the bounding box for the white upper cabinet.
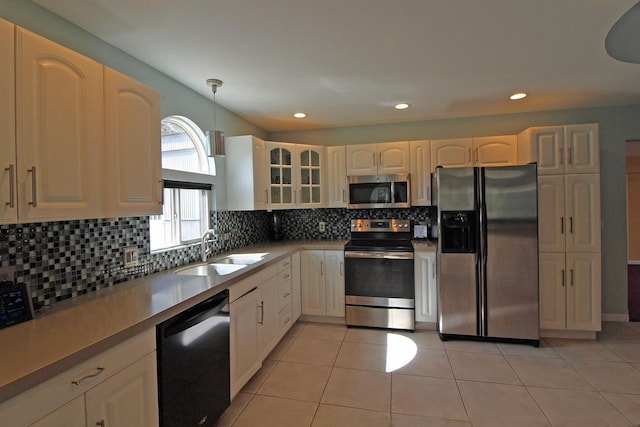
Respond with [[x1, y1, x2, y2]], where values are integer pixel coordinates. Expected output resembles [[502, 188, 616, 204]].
[[409, 140, 432, 206], [431, 136, 518, 170], [538, 175, 566, 253], [430, 138, 473, 170], [104, 67, 162, 217], [518, 123, 599, 175], [472, 135, 518, 167], [346, 141, 410, 175], [226, 135, 268, 211], [16, 26, 104, 222], [266, 141, 297, 209], [326, 146, 347, 208], [0, 18, 16, 224], [296, 144, 324, 208]]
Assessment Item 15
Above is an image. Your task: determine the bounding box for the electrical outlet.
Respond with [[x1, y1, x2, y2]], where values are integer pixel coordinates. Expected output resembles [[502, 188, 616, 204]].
[[319, 221, 326, 232], [123, 246, 139, 268], [224, 232, 232, 240], [0, 266, 15, 284]]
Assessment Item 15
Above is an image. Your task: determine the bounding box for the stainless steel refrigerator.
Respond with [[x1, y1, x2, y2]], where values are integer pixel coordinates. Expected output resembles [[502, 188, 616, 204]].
[[436, 164, 539, 346]]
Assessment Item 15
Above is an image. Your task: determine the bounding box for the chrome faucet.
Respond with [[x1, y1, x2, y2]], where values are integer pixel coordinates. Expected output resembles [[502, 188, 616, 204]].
[[201, 229, 217, 262]]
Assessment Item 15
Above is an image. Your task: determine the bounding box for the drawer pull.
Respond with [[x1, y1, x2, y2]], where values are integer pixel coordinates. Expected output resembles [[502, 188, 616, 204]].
[[282, 273, 290, 279], [284, 317, 291, 324], [283, 292, 291, 297], [96, 421, 105, 427], [72, 367, 105, 385]]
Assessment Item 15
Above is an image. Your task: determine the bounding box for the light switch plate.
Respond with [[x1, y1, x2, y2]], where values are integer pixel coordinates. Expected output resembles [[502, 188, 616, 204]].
[[123, 246, 139, 268]]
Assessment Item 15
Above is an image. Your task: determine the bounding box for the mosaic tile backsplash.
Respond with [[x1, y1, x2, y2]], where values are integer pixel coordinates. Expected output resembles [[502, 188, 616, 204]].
[[0, 207, 434, 309]]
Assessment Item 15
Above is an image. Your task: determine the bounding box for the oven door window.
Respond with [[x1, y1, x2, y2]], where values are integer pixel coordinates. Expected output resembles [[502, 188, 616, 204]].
[[345, 256, 414, 299]]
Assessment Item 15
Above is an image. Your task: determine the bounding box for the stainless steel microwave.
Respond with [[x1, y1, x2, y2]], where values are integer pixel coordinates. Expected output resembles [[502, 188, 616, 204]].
[[347, 174, 411, 209]]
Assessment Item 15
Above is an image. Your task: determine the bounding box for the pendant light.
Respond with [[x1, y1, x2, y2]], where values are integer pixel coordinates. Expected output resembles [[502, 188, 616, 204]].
[[205, 78, 225, 156]]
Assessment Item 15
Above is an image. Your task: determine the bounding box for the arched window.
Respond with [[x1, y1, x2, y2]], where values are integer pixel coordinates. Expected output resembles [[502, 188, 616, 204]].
[[151, 116, 213, 252]]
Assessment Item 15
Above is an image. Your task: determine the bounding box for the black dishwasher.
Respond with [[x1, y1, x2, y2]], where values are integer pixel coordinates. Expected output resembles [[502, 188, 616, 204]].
[[157, 289, 230, 427]]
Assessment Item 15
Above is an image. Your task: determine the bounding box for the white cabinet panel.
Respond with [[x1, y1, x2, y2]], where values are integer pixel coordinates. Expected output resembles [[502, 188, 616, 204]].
[[301, 250, 344, 317], [566, 252, 601, 331], [85, 352, 159, 427], [31, 396, 85, 427], [538, 176, 566, 253], [415, 251, 437, 323], [430, 138, 473, 170], [565, 174, 601, 253], [225, 135, 268, 210], [327, 146, 347, 207], [104, 67, 162, 217], [260, 274, 280, 359], [346, 142, 409, 175], [539, 252, 567, 330], [564, 124, 599, 174], [473, 135, 517, 167], [16, 27, 103, 222], [0, 18, 16, 224], [409, 140, 431, 206], [230, 287, 261, 398]]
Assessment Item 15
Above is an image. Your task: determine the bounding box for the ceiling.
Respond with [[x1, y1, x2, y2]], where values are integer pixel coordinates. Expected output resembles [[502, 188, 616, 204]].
[[34, 0, 640, 133]]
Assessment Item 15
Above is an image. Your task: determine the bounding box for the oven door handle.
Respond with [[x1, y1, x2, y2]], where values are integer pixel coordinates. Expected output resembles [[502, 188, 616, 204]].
[[344, 251, 414, 260]]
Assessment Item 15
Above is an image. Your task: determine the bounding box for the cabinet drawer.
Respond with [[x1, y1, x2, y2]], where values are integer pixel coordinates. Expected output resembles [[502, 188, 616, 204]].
[[278, 256, 292, 271], [278, 269, 292, 312], [0, 329, 155, 427], [278, 305, 293, 336]]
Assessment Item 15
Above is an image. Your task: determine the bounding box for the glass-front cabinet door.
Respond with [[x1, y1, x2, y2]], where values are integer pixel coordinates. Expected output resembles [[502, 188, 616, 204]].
[[267, 142, 295, 209], [298, 145, 323, 207]]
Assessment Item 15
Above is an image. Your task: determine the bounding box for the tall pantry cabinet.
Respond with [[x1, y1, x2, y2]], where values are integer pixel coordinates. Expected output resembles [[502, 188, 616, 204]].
[[519, 123, 602, 336]]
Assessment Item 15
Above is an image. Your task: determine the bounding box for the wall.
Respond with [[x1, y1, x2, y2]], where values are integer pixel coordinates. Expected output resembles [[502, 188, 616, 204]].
[[270, 105, 640, 318]]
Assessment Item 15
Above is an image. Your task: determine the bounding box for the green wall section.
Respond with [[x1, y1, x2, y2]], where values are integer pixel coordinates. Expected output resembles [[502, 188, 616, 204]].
[[3, 0, 639, 317]]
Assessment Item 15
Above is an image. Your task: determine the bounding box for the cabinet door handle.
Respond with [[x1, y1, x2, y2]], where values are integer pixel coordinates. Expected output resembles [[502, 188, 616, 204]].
[[561, 217, 564, 234], [561, 269, 565, 287], [258, 302, 264, 325], [159, 180, 164, 205], [570, 269, 574, 287], [320, 261, 324, 276], [340, 261, 343, 276], [294, 189, 297, 204], [468, 148, 471, 163], [378, 152, 382, 169], [282, 273, 290, 279], [72, 367, 105, 386], [96, 421, 105, 427], [568, 143, 573, 164], [28, 166, 37, 207], [432, 261, 436, 279], [283, 292, 290, 297], [284, 316, 291, 324], [4, 164, 15, 208], [342, 189, 346, 203], [559, 147, 564, 165], [474, 148, 478, 163], [569, 216, 573, 234]]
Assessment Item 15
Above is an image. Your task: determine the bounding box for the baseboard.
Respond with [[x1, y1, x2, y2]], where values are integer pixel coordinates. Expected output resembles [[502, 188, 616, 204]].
[[540, 329, 597, 339], [602, 313, 630, 322], [299, 314, 345, 325]]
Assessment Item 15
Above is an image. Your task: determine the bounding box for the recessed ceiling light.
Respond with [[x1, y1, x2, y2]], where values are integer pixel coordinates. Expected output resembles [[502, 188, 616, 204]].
[[395, 103, 410, 110], [510, 92, 527, 100], [293, 112, 307, 118]]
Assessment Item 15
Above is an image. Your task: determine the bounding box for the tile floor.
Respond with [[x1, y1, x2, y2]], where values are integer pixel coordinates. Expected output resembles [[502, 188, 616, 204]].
[[217, 321, 640, 427]]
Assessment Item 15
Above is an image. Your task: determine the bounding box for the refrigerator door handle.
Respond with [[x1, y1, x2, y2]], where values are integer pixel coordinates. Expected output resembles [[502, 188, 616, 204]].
[[478, 167, 489, 337]]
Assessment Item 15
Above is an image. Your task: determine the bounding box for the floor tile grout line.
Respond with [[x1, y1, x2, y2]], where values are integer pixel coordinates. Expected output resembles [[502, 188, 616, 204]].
[[443, 344, 473, 424]]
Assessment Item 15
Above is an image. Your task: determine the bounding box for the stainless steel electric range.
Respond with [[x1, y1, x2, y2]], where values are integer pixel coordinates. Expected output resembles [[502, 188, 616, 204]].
[[344, 219, 415, 331]]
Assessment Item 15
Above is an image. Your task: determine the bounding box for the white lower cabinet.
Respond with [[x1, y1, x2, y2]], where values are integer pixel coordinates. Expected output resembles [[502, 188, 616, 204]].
[[539, 252, 601, 331], [230, 286, 261, 399], [301, 250, 345, 317], [229, 255, 297, 398], [414, 251, 437, 323], [0, 330, 157, 427]]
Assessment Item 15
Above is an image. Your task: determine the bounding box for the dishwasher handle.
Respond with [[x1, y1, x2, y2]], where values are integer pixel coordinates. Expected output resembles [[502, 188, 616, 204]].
[[162, 290, 229, 339]]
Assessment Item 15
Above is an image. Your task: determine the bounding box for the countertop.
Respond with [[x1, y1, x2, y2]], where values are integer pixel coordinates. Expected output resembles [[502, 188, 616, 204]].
[[0, 240, 346, 404]]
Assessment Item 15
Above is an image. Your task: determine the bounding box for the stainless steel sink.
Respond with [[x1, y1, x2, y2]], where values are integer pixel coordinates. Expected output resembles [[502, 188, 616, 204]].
[[175, 253, 267, 276]]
